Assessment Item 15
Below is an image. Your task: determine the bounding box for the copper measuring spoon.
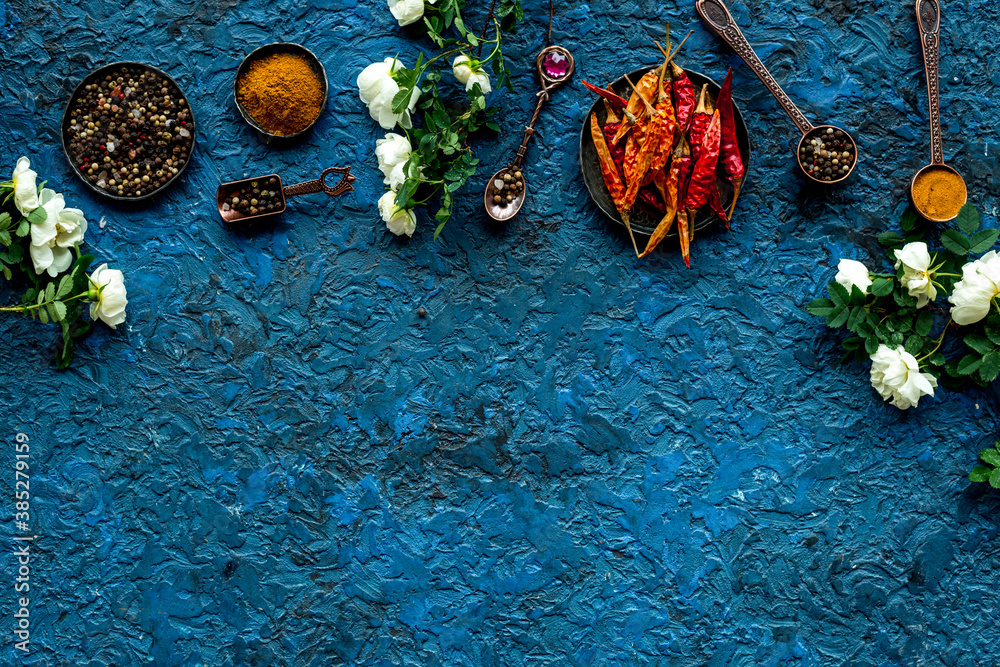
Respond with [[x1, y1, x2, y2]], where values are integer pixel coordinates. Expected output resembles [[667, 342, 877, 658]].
[[696, 0, 858, 184], [217, 166, 355, 224], [484, 45, 574, 222], [909, 0, 966, 221]]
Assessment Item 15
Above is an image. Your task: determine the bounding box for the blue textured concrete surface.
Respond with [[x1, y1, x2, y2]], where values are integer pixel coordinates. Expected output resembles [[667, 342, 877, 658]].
[[2, 0, 1000, 664]]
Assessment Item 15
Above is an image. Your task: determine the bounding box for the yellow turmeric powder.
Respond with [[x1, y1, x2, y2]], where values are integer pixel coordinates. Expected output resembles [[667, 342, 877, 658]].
[[237, 52, 325, 136], [912, 167, 966, 220]]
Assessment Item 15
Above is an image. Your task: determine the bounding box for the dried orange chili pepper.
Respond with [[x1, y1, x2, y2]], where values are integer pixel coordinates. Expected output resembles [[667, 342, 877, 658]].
[[612, 69, 659, 145], [621, 76, 671, 214], [640, 137, 688, 258], [643, 72, 677, 184], [590, 112, 626, 211]]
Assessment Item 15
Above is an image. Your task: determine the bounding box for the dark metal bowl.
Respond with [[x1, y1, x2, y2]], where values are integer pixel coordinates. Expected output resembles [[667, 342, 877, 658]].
[[579, 67, 752, 238], [234, 43, 328, 141], [60, 61, 196, 202]]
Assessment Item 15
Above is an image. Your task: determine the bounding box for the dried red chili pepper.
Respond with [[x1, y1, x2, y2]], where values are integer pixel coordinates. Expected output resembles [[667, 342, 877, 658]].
[[590, 112, 626, 211], [687, 84, 713, 160], [670, 61, 696, 134], [583, 80, 631, 116], [715, 67, 744, 220], [708, 181, 729, 226], [676, 209, 691, 267], [684, 109, 721, 213]]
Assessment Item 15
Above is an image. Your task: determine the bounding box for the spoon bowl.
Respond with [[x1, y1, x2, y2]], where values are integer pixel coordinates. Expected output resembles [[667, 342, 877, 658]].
[[484, 167, 527, 221], [910, 163, 967, 223]]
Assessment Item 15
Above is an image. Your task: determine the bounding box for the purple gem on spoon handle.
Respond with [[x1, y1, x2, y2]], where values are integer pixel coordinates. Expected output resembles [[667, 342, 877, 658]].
[[543, 51, 570, 79]]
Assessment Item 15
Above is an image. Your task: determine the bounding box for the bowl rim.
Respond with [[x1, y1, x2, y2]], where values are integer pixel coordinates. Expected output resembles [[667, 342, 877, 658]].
[[233, 42, 329, 140], [578, 65, 753, 238], [60, 61, 196, 202]]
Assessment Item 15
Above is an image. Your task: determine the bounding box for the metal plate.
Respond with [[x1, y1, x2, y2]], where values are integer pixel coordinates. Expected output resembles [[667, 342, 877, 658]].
[[578, 66, 752, 238], [60, 61, 196, 202]]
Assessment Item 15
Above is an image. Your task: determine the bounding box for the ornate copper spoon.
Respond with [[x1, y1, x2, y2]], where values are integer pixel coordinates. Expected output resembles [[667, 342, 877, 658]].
[[217, 166, 355, 224], [484, 45, 575, 222], [696, 0, 858, 184], [909, 0, 966, 221]]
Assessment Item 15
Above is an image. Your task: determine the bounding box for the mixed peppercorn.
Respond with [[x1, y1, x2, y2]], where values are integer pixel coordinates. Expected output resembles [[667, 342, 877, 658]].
[[491, 170, 525, 208], [799, 127, 855, 182], [221, 178, 284, 218], [64, 64, 194, 198]]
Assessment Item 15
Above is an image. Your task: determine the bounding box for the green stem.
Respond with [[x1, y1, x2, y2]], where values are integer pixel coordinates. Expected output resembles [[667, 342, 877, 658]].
[[935, 272, 962, 278], [918, 317, 952, 362], [0, 292, 88, 313]]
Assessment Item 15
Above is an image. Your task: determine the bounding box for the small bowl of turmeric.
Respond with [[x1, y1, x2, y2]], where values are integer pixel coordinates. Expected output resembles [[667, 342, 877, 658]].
[[234, 43, 327, 139]]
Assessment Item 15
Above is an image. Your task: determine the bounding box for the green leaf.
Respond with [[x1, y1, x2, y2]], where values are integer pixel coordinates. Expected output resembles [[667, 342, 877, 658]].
[[25, 207, 47, 225], [865, 336, 880, 355], [964, 333, 993, 355], [807, 298, 836, 317], [990, 467, 1000, 489], [827, 305, 849, 328], [16, 220, 29, 237], [877, 231, 904, 247], [847, 306, 866, 332], [870, 277, 893, 297], [44, 282, 55, 301], [957, 354, 984, 376], [485, 120, 500, 132], [1, 266, 10, 281], [986, 324, 1000, 346], [38, 307, 48, 325], [0, 230, 9, 247], [968, 228, 999, 255], [915, 311, 933, 337], [980, 350, 1000, 383], [56, 274, 72, 299], [971, 465, 992, 483], [957, 202, 980, 235], [900, 208, 917, 232], [391, 88, 413, 115], [941, 229, 971, 255], [467, 32, 479, 48], [904, 334, 923, 356], [828, 281, 849, 307], [980, 448, 1000, 468]]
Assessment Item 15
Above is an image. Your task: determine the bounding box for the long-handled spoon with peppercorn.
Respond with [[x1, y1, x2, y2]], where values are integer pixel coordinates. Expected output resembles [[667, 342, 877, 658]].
[[696, 0, 859, 184], [909, 0, 967, 222], [484, 2, 574, 221], [216, 166, 355, 224]]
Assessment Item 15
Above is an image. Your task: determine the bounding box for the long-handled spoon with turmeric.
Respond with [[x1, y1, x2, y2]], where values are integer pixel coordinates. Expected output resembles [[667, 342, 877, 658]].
[[909, 0, 967, 221]]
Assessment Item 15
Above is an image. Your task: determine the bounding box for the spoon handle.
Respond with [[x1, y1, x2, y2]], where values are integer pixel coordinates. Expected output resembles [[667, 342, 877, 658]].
[[512, 93, 548, 170], [283, 166, 356, 199], [696, 0, 814, 135], [916, 0, 944, 165]]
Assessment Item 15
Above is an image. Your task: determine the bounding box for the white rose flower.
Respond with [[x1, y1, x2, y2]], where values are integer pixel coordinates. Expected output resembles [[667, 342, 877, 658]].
[[949, 250, 1000, 325], [387, 0, 424, 26], [12, 156, 39, 215], [88, 263, 128, 328], [375, 133, 414, 190], [378, 191, 416, 237], [835, 258, 872, 295], [29, 189, 87, 277], [869, 344, 937, 410], [452, 55, 492, 94], [357, 57, 421, 130], [894, 241, 937, 308]]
